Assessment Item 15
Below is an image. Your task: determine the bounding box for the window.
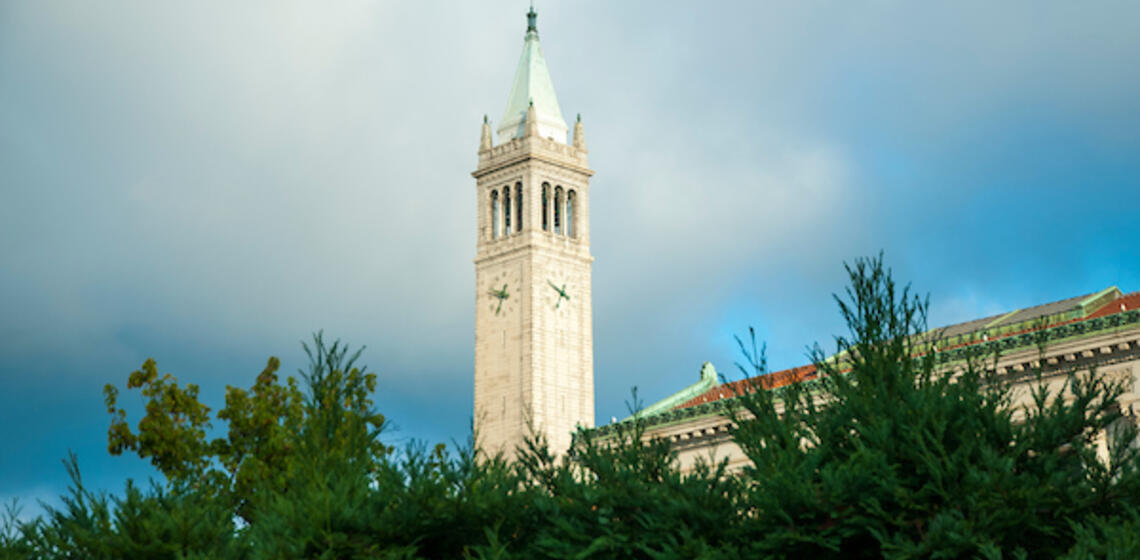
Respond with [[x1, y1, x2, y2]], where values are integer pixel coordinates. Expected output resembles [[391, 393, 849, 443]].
[[542, 183, 550, 231], [566, 190, 576, 238], [503, 185, 511, 234], [490, 189, 499, 240], [515, 182, 523, 232], [554, 187, 563, 234]]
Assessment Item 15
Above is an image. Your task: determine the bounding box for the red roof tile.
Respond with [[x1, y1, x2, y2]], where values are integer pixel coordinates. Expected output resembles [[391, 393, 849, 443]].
[[676, 364, 817, 409], [1087, 291, 1140, 319]]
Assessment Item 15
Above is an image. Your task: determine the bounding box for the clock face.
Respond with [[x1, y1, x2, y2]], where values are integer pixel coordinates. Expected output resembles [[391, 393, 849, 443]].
[[482, 267, 520, 317], [545, 269, 574, 315]]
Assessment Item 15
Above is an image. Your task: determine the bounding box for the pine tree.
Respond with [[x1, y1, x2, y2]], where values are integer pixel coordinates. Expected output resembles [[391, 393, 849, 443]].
[[729, 255, 1140, 558]]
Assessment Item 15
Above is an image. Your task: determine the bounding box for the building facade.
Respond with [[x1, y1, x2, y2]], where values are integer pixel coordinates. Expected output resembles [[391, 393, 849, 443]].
[[473, 8, 595, 457]]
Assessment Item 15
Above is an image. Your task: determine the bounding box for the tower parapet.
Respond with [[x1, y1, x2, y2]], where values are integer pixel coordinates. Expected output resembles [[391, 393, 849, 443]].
[[476, 119, 591, 175]]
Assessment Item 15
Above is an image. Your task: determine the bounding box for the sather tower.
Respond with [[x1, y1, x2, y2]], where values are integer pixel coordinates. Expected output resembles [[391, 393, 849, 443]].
[[473, 7, 594, 457]]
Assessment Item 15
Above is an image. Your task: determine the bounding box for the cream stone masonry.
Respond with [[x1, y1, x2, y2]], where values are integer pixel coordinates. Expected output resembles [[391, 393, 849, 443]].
[[473, 8, 595, 458]]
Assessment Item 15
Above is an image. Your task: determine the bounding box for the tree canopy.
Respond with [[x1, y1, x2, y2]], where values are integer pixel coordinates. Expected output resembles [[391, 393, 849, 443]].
[[2, 257, 1137, 559]]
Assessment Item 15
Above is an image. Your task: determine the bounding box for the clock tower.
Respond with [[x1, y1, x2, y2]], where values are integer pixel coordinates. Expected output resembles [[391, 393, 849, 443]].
[[473, 7, 594, 457]]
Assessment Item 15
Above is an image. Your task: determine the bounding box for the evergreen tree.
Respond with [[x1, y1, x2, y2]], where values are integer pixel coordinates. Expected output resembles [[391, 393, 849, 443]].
[[729, 255, 1140, 558], [3, 257, 1137, 559]]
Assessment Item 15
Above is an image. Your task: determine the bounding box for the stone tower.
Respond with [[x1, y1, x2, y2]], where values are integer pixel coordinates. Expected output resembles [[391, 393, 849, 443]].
[[473, 7, 594, 457]]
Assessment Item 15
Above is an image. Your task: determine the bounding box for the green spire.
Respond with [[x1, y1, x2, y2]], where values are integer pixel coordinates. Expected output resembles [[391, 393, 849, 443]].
[[497, 2, 568, 142]]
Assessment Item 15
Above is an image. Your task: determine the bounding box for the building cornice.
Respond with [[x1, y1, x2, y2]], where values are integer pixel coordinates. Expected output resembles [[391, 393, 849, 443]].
[[583, 309, 1140, 441]]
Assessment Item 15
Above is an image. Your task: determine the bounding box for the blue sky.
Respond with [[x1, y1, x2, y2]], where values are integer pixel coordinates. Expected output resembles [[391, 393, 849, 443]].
[[3, 1, 1140, 515]]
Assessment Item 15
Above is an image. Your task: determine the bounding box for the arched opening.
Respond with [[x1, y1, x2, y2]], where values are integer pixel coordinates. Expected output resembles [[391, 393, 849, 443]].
[[490, 189, 499, 240], [554, 186, 563, 234], [542, 183, 550, 231], [515, 182, 523, 232], [566, 190, 576, 238], [503, 185, 511, 234]]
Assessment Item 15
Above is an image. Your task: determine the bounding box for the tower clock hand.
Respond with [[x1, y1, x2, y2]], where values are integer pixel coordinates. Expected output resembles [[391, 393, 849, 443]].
[[489, 283, 510, 315], [546, 280, 569, 298], [489, 284, 510, 299], [547, 280, 570, 308]]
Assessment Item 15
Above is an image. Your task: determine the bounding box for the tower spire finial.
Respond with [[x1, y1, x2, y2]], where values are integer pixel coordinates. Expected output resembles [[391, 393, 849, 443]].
[[480, 115, 492, 151], [526, 3, 537, 34], [525, 99, 539, 137], [573, 113, 586, 150]]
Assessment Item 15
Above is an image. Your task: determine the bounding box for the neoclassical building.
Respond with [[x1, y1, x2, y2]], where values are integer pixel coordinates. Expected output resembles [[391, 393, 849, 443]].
[[472, 8, 1140, 463], [592, 287, 1140, 471]]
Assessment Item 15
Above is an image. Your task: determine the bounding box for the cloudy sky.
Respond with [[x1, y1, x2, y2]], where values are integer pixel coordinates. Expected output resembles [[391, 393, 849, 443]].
[[3, 0, 1140, 513]]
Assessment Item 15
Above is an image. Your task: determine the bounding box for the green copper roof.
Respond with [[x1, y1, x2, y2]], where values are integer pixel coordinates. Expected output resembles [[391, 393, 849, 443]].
[[582, 307, 1140, 441], [634, 362, 720, 419], [498, 7, 568, 143]]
